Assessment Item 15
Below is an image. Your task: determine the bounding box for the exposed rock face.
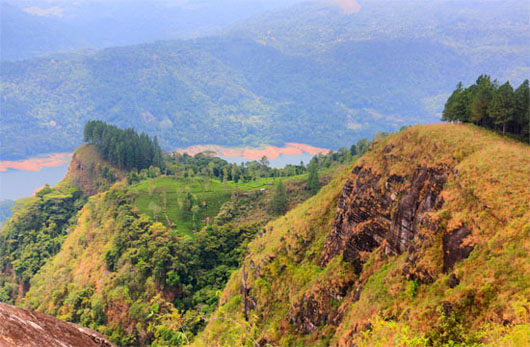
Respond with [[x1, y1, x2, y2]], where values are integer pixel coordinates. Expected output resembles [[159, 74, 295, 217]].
[[320, 164, 448, 271], [0, 302, 116, 347], [288, 277, 355, 334], [443, 225, 474, 273], [285, 160, 478, 340], [241, 266, 257, 321], [66, 144, 121, 196]]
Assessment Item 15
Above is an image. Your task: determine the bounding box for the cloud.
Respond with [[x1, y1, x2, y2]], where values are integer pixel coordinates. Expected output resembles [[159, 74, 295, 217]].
[[24, 6, 65, 17]]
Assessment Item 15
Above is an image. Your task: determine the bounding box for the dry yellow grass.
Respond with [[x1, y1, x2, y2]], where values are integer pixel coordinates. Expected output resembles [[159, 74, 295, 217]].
[[197, 123, 530, 346]]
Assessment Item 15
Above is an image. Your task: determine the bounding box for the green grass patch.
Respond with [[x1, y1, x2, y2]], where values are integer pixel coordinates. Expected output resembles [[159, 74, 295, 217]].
[[129, 175, 304, 237]]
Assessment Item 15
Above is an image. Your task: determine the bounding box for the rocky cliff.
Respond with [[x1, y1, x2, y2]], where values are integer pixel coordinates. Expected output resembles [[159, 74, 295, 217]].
[[0, 302, 115, 347], [197, 124, 530, 346], [66, 144, 123, 195]]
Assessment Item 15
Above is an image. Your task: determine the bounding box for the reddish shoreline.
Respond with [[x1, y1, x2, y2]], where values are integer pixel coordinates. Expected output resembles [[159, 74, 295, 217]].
[[176, 143, 330, 161], [1, 143, 329, 172], [0, 153, 72, 172]]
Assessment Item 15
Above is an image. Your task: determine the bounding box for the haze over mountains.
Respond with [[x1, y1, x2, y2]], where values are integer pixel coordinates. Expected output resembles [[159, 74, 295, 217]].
[[1, 0, 305, 61], [1, 1, 529, 346], [1, 0, 529, 161]]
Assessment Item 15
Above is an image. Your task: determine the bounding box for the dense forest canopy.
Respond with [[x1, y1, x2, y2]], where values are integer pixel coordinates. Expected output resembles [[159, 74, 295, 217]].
[[84, 120, 163, 171], [442, 76, 529, 141]]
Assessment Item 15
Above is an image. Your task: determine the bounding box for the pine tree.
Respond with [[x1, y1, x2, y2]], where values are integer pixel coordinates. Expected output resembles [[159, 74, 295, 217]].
[[350, 144, 357, 156], [442, 82, 471, 122], [82, 121, 164, 171], [490, 81, 514, 136], [470, 75, 495, 127], [271, 181, 288, 215], [514, 80, 530, 140]]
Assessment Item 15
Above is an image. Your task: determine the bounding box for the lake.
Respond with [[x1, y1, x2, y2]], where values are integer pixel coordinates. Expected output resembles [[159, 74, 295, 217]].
[[0, 162, 70, 201], [0, 143, 328, 201]]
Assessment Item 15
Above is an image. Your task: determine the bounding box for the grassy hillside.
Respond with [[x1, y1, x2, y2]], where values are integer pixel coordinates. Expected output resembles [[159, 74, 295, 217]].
[[20, 169, 322, 345], [197, 124, 530, 346], [129, 174, 312, 237]]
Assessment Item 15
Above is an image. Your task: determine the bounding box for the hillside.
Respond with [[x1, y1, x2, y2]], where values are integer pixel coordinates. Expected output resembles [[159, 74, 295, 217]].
[[197, 124, 530, 346], [18, 171, 325, 345], [2, 1, 529, 160], [0, 124, 354, 345], [0, 144, 119, 303]]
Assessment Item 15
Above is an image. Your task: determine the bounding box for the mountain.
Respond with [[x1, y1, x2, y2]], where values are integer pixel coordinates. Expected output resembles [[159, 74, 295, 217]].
[[0, 301, 115, 346], [1, 123, 529, 345], [0, 0, 305, 61], [1, 0, 527, 161], [228, 0, 529, 60], [0, 125, 353, 345], [197, 124, 530, 345]]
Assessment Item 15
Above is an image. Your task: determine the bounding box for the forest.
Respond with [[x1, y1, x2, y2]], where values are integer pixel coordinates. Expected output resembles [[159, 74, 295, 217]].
[[84, 121, 163, 171], [0, 120, 379, 345], [442, 76, 529, 141]]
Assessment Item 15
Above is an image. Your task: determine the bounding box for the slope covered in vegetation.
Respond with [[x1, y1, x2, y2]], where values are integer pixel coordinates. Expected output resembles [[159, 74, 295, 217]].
[[20, 171, 322, 345], [0, 144, 121, 303], [198, 124, 530, 346], [1, 120, 357, 345]]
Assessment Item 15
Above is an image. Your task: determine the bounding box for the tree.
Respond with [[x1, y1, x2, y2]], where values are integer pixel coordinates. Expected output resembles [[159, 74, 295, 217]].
[[271, 181, 288, 215], [148, 201, 162, 222], [83, 121, 163, 171], [514, 80, 530, 139], [306, 162, 321, 195], [350, 144, 357, 156], [356, 138, 371, 156], [470, 75, 495, 127], [442, 82, 471, 122], [489, 81, 514, 136]]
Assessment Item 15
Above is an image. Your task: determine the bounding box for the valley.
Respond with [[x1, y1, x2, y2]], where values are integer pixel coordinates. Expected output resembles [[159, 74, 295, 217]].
[[1, 1, 528, 161], [0, 1, 529, 346]]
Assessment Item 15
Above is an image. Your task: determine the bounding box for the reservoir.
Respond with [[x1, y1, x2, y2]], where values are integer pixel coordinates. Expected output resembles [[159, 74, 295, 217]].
[[0, 143, 328, 201]]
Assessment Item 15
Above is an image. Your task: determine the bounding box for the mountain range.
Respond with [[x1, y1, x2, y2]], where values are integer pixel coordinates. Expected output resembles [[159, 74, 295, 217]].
[[1, 0, 528, 160]]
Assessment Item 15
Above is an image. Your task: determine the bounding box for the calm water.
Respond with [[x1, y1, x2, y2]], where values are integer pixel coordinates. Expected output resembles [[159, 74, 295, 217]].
[[0, 152, 315, 201], [0, 162, 70, 201]]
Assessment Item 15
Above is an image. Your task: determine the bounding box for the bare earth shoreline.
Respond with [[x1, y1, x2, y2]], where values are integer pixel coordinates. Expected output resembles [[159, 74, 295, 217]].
[[0, 143, 329, 172]]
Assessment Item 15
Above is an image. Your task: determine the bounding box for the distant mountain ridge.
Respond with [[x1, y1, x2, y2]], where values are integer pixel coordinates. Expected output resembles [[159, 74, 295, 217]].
[[0, 0, 305, 61], [1, 0, 528, 161]]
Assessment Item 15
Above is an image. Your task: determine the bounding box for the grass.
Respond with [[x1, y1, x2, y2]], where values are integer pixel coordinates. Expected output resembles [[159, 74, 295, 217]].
[[128, 174, 308, 237], [198, 123, 530, 346]]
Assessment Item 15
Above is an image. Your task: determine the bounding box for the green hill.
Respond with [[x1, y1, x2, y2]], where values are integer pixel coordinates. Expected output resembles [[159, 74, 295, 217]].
[[1, 123, 529, 345], [0, 124, 353, 345], [197, 123, 530, 346], [16, 166, 321, 345]]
